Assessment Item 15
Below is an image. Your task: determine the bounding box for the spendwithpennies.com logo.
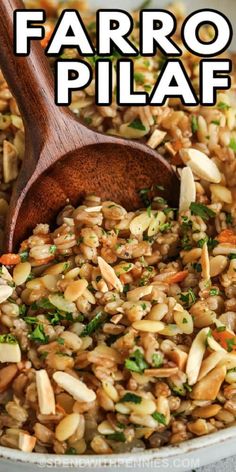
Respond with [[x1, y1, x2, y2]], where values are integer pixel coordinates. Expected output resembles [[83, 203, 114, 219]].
[[37, 456, 200, 469]]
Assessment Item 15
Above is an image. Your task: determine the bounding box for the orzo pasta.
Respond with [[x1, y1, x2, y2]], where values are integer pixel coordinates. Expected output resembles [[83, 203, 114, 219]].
[[0, 0, 236, 456]]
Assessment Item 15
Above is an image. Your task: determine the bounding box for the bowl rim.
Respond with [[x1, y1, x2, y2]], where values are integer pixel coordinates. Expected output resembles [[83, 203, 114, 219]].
[[1, 424, 236, 466]]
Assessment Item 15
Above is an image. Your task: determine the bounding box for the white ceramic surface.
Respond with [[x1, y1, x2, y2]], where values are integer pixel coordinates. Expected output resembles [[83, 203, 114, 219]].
[[1, 0, 236, 470]]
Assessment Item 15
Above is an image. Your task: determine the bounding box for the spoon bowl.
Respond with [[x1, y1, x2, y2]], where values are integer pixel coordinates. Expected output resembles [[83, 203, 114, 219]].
[[0, 0, 179, 252]]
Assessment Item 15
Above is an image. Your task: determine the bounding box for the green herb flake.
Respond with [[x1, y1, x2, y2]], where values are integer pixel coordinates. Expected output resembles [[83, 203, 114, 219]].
[[134, 72, 145, 84], [229, 253, 236, 260], [217, 101, 230, 111], [65, 447, 77, 455], [81, 312, 106, 337], [128, 118, 146, 131], [209, 288, 219, 296], [229, 138, 236, 153], [152, 411, 166, 425], [29, 324, 49, 344], [49, 245, 57, 254], [147, 205, 152, 217], [121, 392, 142, 404], [190, 202, 216, 221], [216, 326, 226, 332], [107, 432, 126, 442], [19, 304, 27, 316], [0, 334, 17, 344], [152, 352, 163, 368], [180, 288, 196, 308], [182, 317, 188, 324], [19, 250, 29, 262], [125, 349, 148, 373], [211, 120, 220, 125], [191, 115, 199, 133], [123, 284, 130, 294], [226, 337, 236, 353], [192, 262, 202, 272], [57, 337, 65, 345]]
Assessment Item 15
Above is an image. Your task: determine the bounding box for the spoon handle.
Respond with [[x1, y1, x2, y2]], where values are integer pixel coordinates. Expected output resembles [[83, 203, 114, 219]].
[[0, 0, 70, 136]]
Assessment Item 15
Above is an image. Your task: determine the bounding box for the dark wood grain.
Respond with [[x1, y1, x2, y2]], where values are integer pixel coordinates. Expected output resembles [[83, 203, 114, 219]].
[[0, 0, 180, 252]]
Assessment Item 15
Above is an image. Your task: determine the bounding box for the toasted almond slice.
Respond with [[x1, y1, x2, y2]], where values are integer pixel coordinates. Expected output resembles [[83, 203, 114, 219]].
[[130, 212, 151, 236], [1, 265, 13, 282], [186, 327, 209, 386], [147, 211, 166, 237], [127, 285, 153, 301], [0, 343, 21, 363], [19, 433, 36, 453], [64, 279, 88, 302], [85, 206, 102, 213], [55, 413, 81, 442], [201, 242, 210, 281], [147, 129, 166, 149], [36, 370, 56, 415], [219, 353, 236, 369], [48, 293, 76, 313], [166, 348, 188, 371], [192, 404, 222, 418], [53, 371, 96, 403], [13, 262, 31, 286], [144, 367, 178, 377], [0, 284, 13, 304], [0, 364, 18, 393], [132, 320, 165, 333], [179, 148, 221, 183], [190, 365, 226, 400], [97, 256, 123, 292], [198, 351, 225, 380], [210, 184, 232, 204], [179, 167, 196, 212]]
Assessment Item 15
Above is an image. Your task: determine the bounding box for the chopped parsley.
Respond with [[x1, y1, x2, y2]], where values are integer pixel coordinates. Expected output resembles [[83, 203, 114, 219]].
[[121, 393, 142, 404], [216, 326, 226, 332], [19, 304, 26, 316], [159, 222, 171, 233], [226, 213, 233, 225], [29, 324, 49, 344], [229, 138, 236, 152], [134, 72, 145, 84], [190, 202, 216, 221], [81, 311, 106, 337], [128, 118, 146, 131], [152, 412, 166, 425], [107, 432, 126, 442], [0, 334, 17, 344], [229, 253, 236, 260], [192, 262, 202, 272], [180, 288, 196, 308], [147, 205, 152, 217], [49, 245, 57, 254], [65, 447, 77, 455], [211, 120, 220, 125], [191, 115, 199, 133], [209, 288, 219, 296], [217, 101, 230, 111], [123, 284, 130, 294], [197, 236, 218, 250], [19, 250, 29, 262], [125, 349, 148, 373], [152, 352, 163, 368], [226, 337, 236, 353]]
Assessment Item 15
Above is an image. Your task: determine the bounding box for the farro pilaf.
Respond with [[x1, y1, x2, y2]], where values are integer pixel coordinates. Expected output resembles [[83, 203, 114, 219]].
[[0, 0, 236, 456]]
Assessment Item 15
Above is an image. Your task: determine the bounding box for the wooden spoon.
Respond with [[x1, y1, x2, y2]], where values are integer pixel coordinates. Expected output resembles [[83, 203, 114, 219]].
[[0, 0, 180, 252]]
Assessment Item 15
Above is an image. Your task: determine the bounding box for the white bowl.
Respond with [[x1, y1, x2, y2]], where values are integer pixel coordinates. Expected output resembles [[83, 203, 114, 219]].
[[1, 0, 236, 470]]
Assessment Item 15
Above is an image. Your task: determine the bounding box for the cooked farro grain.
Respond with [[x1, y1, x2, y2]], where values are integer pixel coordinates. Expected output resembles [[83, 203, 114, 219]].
[[0, 0, 236, 457]]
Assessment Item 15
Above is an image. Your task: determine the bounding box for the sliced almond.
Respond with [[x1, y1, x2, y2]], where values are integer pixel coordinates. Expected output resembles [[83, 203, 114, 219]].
[[84, 206, 102, 213], [53, 371, 96, 403], [186, 327, 208, 386], [210, 184, 232, 204], [210, 255, 228, 277], [207, 335, 226, 353], [198, 351, 226, 381], [64, 279, 88, 302], [127, 285, 153, 301], [219, 353, 236, 370], [192, 404, 222, 418], [97, 256, 123, 292], [48, 293, 76, 313], [0, 343, 21, 363], [179, 167, 196, 212], [179, 148, 221, 183], [0, 364, 18, 393], [19, 433, 36, 453], [130, 212, 151, 236], [13, 262, 31, 286], [144, 367, 179, 377], [166, 348, 188, 371], [147, 129, 166, 149], [148, 211, 166, 237], [132, 320, 165, 333], [191, 365, 226, 400], [201, 242, 210, 281], [0, 284, 14, 303], [36, 370, 56, 415]]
